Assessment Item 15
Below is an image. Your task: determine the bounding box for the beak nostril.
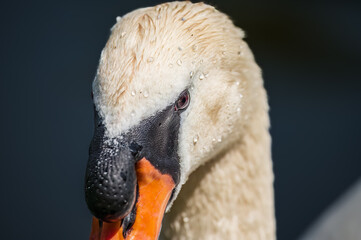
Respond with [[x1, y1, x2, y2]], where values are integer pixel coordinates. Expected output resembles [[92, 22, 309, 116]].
[[129, 141, 143, 157], [122, 185, 138, 238], [122, 205, 137, 238]]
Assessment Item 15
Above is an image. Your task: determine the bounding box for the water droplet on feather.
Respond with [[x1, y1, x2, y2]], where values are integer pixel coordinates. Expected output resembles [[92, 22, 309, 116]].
[[199, 73, 205, 80], [193, 135, 199, 145]]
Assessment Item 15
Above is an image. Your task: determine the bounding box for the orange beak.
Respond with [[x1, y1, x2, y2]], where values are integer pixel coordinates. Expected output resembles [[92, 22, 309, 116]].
[[89, 157, 175, 240]]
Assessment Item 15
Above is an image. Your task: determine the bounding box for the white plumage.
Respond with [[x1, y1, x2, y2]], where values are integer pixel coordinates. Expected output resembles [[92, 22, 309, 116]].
[[94, 2, 275, 239]]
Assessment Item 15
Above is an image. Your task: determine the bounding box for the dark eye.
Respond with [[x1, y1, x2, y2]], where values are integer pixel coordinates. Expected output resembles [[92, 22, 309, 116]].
[[175, 90, 190, 111]]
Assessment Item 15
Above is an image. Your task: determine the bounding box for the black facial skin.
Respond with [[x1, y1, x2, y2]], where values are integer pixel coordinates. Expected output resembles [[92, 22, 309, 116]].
[[85, 90, 189, 224]]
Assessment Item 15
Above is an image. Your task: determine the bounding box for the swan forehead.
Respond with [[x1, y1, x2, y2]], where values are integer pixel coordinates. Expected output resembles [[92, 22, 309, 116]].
[[93, 2, 245, 137]]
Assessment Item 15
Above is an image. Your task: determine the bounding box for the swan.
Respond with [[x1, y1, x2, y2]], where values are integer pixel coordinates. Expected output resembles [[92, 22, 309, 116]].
[[85, 2, 275, 239]]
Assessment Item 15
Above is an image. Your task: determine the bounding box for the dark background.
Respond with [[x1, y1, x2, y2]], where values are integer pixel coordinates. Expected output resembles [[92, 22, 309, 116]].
[[1, 1, 360, 239]]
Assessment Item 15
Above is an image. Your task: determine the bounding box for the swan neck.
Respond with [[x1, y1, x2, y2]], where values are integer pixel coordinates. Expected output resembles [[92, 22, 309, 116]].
[[162, 126, 276, 239]]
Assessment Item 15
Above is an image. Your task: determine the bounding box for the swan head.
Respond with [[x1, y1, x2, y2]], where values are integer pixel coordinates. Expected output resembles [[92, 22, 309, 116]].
[[85, 2, 265, 239]]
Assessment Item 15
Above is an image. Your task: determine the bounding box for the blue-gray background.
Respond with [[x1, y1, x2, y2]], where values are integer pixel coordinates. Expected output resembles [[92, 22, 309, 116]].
[[1, 1, 360, 239]]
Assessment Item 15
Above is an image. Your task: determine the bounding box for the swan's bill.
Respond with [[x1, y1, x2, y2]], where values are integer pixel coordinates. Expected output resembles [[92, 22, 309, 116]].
[[89, 158, 175, 240], [86, 92, 190, 239]]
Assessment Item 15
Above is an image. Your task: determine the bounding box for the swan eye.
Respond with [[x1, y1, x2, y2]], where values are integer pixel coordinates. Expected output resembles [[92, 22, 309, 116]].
[[175, 90, 190, 111]]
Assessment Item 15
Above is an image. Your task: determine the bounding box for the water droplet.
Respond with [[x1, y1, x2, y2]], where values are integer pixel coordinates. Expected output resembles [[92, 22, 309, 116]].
[[116, 16, 122, 22], [193, 135, 199, 145], [217, 137, 222, 142], [200, 59, 204, 64], [239, 94, 243, 98], [212, 138, 216, 142], [143, 90, 149, 98], [147, 57, 154, 63], [222, 51, 226, 55], [157, 15, 161, 19], [121, 32, 126, 37], [183, 217, 189, 223], [192, 44, 198, 51], [131, 111, 135, 117], [199, 73, 205, 80], [236, 81, 240, 86], [236, 107, 241, 112], [103, 172, 108, 176], [131, 91, 136, 96], [168, 63, 173, 68], [177, 59, 182, 66], [190, 71, 194, 78]]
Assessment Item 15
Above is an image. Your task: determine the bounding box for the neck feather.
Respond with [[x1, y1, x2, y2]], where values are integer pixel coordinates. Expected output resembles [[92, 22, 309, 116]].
[[161, 98, 275, 239]]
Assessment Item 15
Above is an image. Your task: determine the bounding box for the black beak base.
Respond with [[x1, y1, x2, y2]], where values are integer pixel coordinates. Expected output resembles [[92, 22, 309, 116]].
[[85, 119, 137, 222], [85, 103, 182, 223]]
